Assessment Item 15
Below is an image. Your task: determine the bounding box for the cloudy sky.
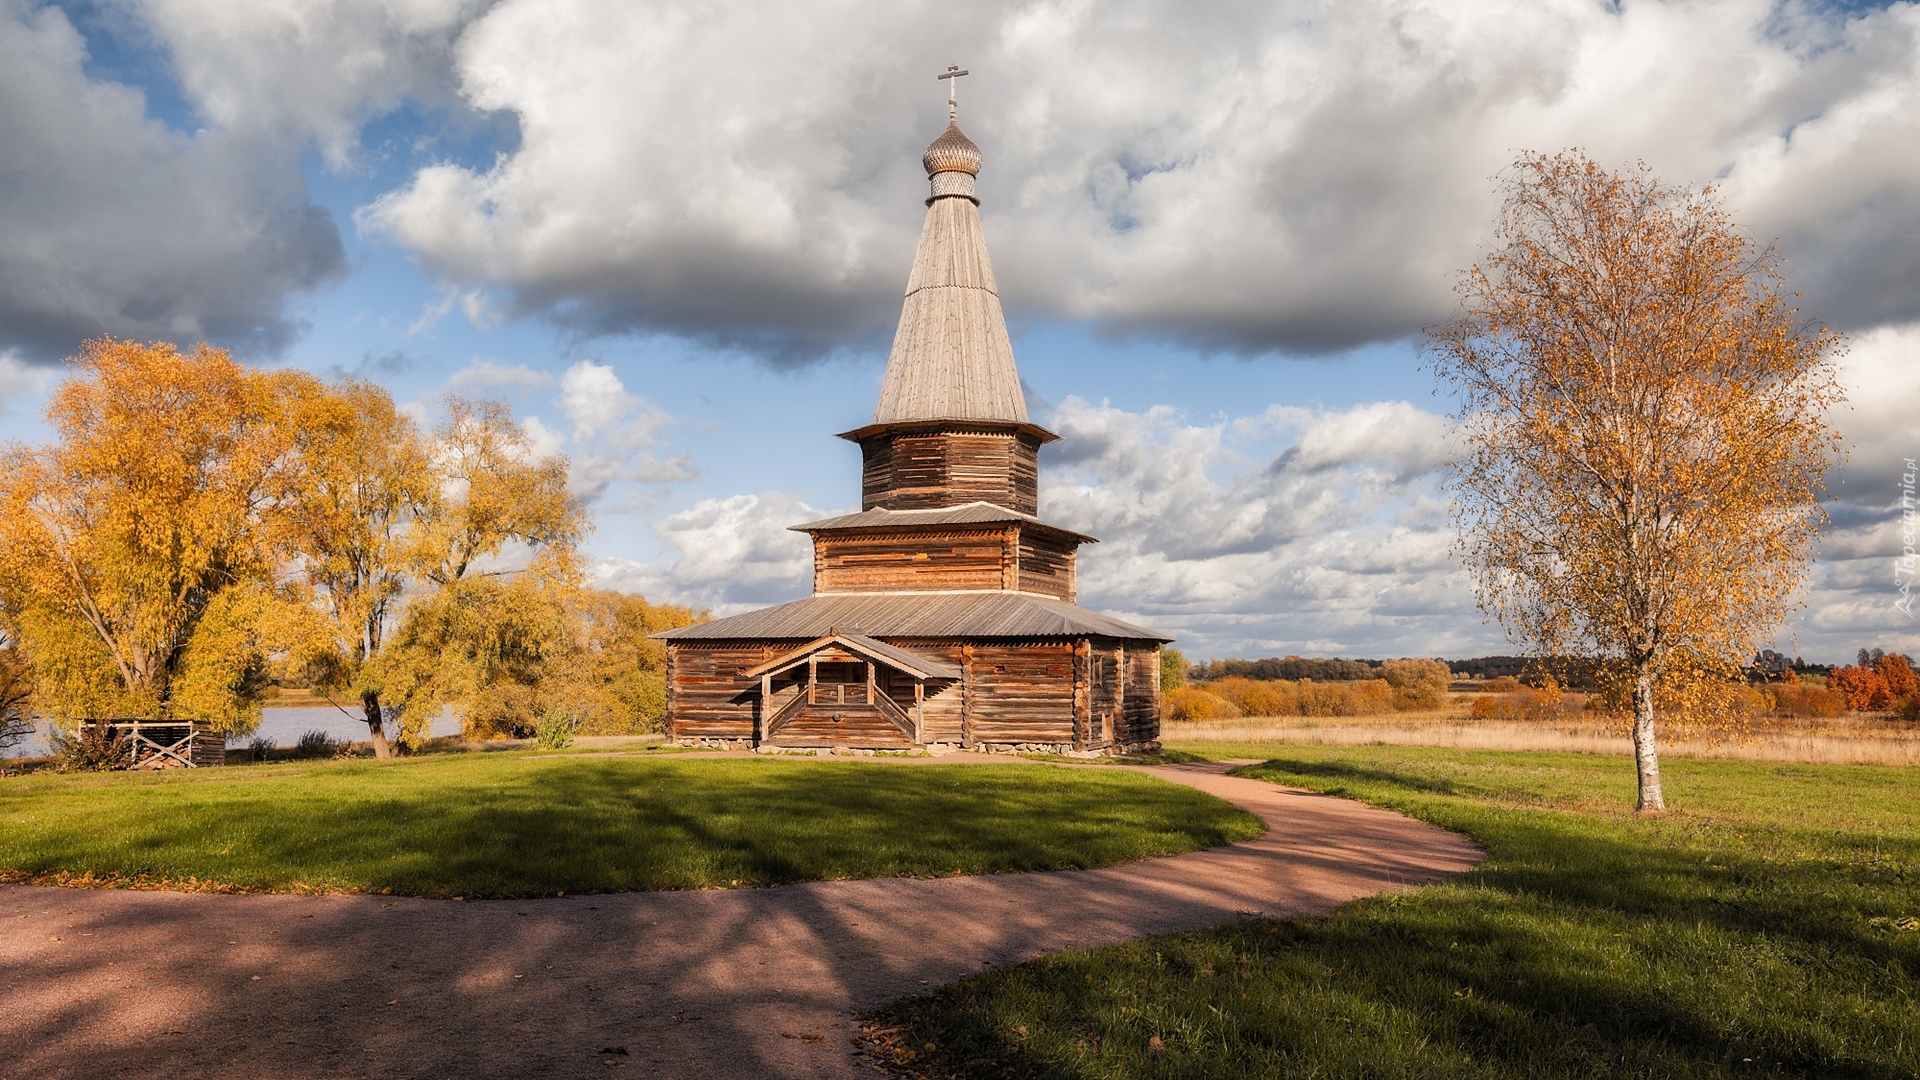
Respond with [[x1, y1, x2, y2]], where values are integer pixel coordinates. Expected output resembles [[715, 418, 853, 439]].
[[1, 0, 1916, 663]]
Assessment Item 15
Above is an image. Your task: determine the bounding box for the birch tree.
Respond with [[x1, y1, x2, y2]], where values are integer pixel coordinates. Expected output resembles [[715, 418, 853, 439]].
[[1430, 153, 1844, 811]]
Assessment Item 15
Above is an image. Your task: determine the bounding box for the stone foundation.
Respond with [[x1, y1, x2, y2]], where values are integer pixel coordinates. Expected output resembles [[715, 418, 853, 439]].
[[676, 738, 1163, 757], [676, 738, 756, 752], [964, 740, 1163, 758]]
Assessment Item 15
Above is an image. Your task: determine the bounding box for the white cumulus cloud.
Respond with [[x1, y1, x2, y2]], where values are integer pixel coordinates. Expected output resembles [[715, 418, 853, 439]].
[[1041, 397, 1483, 657], [594, 492, 831, 613], [360, 0, 1920, 360]]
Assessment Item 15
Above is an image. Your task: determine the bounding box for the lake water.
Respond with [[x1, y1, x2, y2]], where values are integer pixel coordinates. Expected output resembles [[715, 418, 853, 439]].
[[2, 706, 463, 758]]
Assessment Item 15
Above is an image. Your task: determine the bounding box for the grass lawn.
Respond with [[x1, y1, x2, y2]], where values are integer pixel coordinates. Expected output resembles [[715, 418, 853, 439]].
[[870, 746, 1920, 1078], [0, 755, 1262, 898]]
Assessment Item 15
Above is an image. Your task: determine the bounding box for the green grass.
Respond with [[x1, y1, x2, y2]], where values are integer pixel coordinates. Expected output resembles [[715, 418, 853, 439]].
[[0, 754, 1262, 898], [871, 746, 1920, 1078]]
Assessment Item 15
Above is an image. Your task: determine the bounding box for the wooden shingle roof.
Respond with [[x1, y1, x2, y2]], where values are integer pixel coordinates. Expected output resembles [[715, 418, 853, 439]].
[[871, 126, 1028, 427], [656, 591, 1168, 643]]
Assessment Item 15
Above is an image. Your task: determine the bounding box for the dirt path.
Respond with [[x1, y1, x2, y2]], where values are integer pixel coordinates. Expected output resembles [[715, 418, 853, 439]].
[[0, 759, 1480, 1079]]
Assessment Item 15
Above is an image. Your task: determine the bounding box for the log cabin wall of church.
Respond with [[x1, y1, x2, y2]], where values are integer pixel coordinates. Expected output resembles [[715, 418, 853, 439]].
[[1123, 638, 1163, 744], [664, 637, 1157, 750], [664, 643, 767, 741], [962, 641, 1080, 744], [859, 430, 1042, 514], [812, 528, 1008, 593], [810, 525, 1081, 597], [1015, 531, 1077, 602], [1078, 637, 1164, 748]]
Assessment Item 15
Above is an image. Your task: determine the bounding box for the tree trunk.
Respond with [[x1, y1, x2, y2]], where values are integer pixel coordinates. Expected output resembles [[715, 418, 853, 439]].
[[362, 691, 393, 760], [1630, 664, 1665, 812]]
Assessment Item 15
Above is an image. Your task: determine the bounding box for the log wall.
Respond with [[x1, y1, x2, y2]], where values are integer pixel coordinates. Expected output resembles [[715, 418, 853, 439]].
[[666, 636, 1156, 750], [1017, 531, 1076, 601], [1121, 641, 1162, 745], [860, 429, 1041, 514], [960, 641, 1078, 744], [813, 528, 1007, 593], [666, 644, 763, 741], [1087, 642, 1121, 747], [812, 524, 1082, 598]]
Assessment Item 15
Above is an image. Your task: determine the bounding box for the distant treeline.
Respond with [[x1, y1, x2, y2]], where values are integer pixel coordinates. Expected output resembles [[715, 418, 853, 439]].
[[1193, 657, 1387, 683], [1194, 655, 1578, 685], [1196, 653, 1847, 688]]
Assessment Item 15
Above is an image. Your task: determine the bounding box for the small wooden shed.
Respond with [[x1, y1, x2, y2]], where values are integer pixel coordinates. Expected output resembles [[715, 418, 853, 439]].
[[76, 719, 227, 768], [658, 107, 1167, 755]]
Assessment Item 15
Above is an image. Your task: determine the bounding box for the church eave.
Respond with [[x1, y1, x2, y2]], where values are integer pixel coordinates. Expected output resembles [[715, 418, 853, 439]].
[[789, 501, 1096, 544], [836, 418, 1059, 444]]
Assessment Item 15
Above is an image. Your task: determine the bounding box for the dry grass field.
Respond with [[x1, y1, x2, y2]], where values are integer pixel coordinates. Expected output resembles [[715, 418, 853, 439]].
[[1164, 695, 1920, 766]]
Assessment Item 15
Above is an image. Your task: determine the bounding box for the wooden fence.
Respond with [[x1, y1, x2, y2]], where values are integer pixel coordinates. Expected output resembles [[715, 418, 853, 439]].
[[75, 719, 225, 769]]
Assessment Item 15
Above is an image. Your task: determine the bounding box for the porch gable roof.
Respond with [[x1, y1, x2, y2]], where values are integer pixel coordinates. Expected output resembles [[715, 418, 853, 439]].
[[742, 629, 963, 682]]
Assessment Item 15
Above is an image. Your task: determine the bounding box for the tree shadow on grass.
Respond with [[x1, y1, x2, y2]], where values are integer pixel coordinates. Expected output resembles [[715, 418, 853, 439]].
[[1243, 755, 1467, 796], [873, 757, 1920, 1079], [0, 758, 1260, 898]]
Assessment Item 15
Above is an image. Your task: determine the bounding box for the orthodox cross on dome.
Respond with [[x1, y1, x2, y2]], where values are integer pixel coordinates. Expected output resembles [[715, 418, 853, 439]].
[[937, 63, 969, 120]]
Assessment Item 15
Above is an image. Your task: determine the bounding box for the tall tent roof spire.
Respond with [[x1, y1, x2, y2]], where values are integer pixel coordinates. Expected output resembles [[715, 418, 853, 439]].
[[871, 67, 1028, 427]]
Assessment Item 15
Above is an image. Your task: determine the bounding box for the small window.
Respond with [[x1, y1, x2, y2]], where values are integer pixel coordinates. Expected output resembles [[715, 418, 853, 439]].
[[815, 662, 866, 684]]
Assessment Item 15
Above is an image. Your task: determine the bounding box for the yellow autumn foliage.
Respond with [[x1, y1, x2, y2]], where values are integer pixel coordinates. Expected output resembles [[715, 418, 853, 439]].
[[0, 338, 317, 731], [0, 338, 688, 752], [1430, 153, 1845, 810]]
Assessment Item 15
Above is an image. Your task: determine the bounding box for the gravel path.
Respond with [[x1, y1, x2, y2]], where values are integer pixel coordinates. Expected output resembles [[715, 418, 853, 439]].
[[0, 758, 1480, 1079]]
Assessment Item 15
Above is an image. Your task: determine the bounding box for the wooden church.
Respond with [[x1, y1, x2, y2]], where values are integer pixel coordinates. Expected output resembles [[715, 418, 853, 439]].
[[659, 85, 1168, 755]]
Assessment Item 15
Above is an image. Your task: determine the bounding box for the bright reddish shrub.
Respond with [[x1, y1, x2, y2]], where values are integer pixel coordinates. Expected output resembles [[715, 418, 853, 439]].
[[1829, 665, 1893, 711], [1875, 655, 1918, 701]]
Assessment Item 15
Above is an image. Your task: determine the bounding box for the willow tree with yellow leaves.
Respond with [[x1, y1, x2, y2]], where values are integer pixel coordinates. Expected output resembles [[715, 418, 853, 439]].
[[277, 391, 588, 757], [0, 338, 313, 731], [1430, 152, 1844, 812]]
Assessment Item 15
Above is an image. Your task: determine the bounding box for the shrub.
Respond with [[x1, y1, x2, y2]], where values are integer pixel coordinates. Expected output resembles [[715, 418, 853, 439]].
[[1297, 678, 1395, 716], [535, 706, 579, 750], [1482, 676, 1520, 693], [1206, 677, 1296, 717], [1164, 688, 1241, 722], [1380, 658, 1450, 710], [1895, 696, 1920, 723], [293, 730, 342, 759], [1769, 683, 1846, 718], [1876, 654, 1918, 700], [1829, 665, 1893, 711], [244, 735, 276, 762], [48, 724, 132, 772]]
